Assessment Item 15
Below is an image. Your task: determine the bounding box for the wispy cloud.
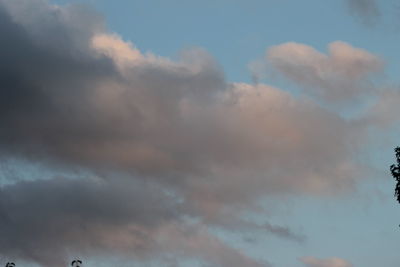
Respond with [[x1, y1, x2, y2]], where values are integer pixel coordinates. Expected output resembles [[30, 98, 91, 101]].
[[299, 256, 353, 267], [262, 222, 306, 243], [346, 0, 381, 26]]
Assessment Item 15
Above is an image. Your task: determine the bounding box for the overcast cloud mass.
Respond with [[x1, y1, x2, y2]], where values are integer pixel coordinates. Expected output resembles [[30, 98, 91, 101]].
[[0, 0, 397, 266]]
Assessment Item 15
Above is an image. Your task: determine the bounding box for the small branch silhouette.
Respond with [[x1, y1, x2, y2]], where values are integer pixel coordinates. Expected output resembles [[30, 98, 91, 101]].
[[71, 260, 82, 267]]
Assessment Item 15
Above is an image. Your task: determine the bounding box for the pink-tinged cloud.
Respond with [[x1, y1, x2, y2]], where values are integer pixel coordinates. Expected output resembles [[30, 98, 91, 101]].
[[267, 41, 384, 104], [361, 88, 400, 128], [0, 0, 382, 266], [300, 256, 353, 267]]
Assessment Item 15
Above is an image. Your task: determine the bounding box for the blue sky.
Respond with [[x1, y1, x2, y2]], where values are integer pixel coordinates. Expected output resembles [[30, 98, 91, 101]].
[[1, 0, 400, 266]]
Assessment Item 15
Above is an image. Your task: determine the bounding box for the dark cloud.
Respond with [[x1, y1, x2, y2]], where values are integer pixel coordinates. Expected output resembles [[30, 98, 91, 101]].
[[0, 176, 266, 267], [0, 176, 181, 266]]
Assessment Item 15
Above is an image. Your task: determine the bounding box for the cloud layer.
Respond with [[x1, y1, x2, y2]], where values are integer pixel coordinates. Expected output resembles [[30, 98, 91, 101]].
[[0, 0, 384, 266]]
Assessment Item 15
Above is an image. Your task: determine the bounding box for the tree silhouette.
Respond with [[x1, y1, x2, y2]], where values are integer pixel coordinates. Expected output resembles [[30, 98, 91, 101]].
[[390, 147, 400, 203]]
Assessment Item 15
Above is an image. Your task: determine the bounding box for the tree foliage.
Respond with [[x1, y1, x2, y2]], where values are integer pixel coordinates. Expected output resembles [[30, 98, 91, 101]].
[[390, 147, 400, 203]]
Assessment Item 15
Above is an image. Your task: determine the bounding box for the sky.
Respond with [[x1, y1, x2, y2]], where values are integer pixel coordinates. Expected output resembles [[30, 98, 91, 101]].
[[0, 0, 400, 266]]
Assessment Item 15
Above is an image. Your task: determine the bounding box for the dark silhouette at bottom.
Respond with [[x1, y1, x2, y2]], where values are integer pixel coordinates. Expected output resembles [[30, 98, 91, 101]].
[[1, 260, 82, 266], [71, 260, 82, 267]]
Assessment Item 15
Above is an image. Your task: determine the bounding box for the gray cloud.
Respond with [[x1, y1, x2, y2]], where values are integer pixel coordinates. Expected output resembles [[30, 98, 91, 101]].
[[0, 0, 375, 265], [262, 222, 306, 243], [0, 176, 182, 266], [206, 215, 306, 244], [346, 0, 380, 26]]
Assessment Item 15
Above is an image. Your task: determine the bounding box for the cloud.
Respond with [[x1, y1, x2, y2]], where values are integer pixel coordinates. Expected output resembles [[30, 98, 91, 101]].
[[0, 177, 181, 266], [299, 256, 353, 267], [0, 0, 377, 265], [209, 216, 306, 243], [346, 0, 380, 26], [0, 176, 267, 267], [0, 0, 364, 198], [361, 87, 400, 128], [266, 41, 384, 104], [155, 224, 268, 267], [262, 222, 306, 243]]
